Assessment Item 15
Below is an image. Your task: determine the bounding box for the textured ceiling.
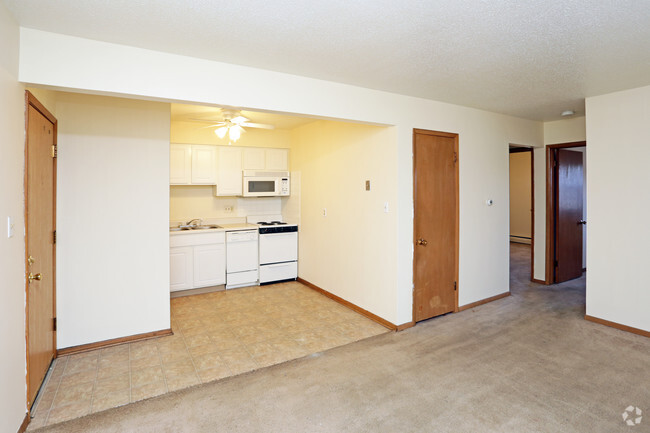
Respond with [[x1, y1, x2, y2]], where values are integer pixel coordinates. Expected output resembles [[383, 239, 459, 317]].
[[5, 0, 650, 121]]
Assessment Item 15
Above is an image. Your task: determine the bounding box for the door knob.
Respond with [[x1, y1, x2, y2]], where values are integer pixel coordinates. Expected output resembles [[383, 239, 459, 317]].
[[417, 238, 428, 246], [578, 220, 586, 225], [27, 256, 36, 265], [28, 273, 42, 283]]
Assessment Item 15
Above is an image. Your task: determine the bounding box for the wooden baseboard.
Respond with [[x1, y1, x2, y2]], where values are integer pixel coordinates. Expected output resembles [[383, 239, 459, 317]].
[[57, 328, 173, 356], [585, 315, 650, 338], [532, 278, 547, 285], [17, 413, 29, 433], [297, 278, 396, 331], [458, 291, 510, 312], [396, 321, 415, 331]]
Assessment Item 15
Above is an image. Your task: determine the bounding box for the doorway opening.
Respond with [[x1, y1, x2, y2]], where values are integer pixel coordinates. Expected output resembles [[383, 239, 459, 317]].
[[546, 141, 586, 284], [509, 145, 534, 284]]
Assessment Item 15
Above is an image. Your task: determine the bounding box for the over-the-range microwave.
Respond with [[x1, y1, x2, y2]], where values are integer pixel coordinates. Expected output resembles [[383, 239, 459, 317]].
[[242, 170, 290, 197]]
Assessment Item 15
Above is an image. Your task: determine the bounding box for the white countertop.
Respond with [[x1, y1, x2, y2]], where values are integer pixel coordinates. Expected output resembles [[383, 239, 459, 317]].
[[169, 222, 258, 235]]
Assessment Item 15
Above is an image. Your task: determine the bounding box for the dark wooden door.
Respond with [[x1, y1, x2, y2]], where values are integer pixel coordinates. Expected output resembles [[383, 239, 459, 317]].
[[413, 130, 458, 322], [555, 149, 584, 283], [25, 93, 57, 408]]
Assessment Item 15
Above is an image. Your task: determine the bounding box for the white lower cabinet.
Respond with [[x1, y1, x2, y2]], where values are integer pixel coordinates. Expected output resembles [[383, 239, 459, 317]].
[[193, 244, 226, 287], [170, 232, 226, 292], [170, 246, 193, 291]]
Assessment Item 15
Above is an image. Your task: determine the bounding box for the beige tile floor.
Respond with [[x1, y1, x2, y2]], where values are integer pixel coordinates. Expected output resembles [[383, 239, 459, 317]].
[[28, 281, 389, 429]]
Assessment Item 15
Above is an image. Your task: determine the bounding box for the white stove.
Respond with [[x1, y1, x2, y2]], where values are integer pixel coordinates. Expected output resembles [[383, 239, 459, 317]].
[[247, 215, 298, 284]]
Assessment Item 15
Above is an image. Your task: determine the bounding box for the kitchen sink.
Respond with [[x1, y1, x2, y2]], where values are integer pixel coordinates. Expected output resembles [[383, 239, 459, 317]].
[[170, 224, 222, 232]]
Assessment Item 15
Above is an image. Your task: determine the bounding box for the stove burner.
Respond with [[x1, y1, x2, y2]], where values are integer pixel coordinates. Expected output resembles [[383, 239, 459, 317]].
[[257, 221, 287, 226]]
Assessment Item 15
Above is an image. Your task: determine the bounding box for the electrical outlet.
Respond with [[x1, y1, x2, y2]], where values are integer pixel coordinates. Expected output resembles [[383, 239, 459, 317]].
[[365, 180, 371, 191], [384, 202, 389, 213], [224, 206, 233, 213], [323, 208, 327, 217]]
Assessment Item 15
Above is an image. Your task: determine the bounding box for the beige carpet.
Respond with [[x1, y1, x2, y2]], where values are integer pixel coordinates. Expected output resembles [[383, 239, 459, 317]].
[[32, 245, 649, 432]]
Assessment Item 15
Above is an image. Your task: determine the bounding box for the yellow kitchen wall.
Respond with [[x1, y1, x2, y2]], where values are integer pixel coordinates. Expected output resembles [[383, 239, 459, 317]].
[[290, 120, 398, 322]]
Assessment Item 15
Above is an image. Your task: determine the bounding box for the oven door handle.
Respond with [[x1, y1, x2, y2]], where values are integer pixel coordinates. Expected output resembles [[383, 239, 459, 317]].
[[262, 262, 294, 268]]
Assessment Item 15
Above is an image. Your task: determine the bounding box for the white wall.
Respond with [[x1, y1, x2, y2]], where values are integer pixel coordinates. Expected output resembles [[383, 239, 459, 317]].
[[0, 4, 28, 431], [509, 151, 532, 243], [533, 116, 587, 281], [586, 86, 650, 332], [19, 29, 543, 325], [291, 120, 397, 320], [55, 92, 171, 348]]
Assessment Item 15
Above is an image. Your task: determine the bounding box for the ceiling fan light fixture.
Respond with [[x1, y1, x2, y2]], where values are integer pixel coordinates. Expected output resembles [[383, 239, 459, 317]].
[[561, 110, 575, 117], [215, 126, 228, 138], [229, 124, 244, 142]]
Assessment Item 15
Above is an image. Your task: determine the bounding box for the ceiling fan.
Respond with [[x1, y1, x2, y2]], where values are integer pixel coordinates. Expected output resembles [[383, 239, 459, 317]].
[[192, 109, 274, 143]]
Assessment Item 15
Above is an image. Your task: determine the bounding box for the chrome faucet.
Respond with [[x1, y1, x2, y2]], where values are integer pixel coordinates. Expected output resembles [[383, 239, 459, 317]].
[[185, 218, 202, 227]]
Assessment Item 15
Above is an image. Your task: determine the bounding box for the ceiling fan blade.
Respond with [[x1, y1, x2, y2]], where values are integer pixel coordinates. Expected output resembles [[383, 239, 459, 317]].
[[197, 122, 227, 129], [189, 117, 224, 123], [240, 122, 275, 130], [231, 115, 249, 124]]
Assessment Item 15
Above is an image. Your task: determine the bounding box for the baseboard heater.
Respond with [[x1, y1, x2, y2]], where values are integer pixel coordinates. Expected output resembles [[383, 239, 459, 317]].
[[510, 235, 531, 244]]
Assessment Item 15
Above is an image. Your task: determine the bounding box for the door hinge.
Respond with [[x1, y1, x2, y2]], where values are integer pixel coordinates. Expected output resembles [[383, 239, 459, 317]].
[[51, 145, 57, 158], [53, 317, 57, 332], [454, 281, 457, 291], [453, 152, 458, 164], [53, 230, 56, 244], [554, 259, 558, 267]]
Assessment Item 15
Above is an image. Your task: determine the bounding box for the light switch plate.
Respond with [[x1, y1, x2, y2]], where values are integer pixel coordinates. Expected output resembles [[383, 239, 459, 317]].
[[365, 180, 370, 191], [7, 216, 14, 238]]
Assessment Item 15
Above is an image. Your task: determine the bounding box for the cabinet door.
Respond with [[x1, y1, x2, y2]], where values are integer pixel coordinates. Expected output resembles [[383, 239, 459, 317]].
[[243, 147, 266, 170], [170, 246, 193, 292], [216, 147, 243, 196], [193, 244, 226, 287], [266, 148, 289, 170], [170, 144, 192, 185], [191, 145, 217, 184]]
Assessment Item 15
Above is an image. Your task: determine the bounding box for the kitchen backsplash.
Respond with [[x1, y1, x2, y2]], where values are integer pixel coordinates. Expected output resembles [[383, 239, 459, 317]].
[[170, 185, 283, 222]]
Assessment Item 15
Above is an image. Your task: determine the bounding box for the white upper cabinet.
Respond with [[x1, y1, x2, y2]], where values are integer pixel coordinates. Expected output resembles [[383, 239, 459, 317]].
[[172, 144, 288, 192], [242, 147, 266, 170], [216, 146, 243, 196], [170, 144, 192, 184], [265, 148, 289, 170], [242, 147, 289, 171], [191, 145, 217, 184], [170, 144, 216, 185]]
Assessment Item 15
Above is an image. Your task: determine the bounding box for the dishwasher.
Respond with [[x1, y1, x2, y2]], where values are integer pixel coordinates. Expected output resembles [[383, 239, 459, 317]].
[[225, 230, 259, 289]]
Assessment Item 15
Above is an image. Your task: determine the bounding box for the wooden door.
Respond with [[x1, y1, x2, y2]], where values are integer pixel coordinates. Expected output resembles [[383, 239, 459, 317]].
[[413, 130, 459, 322], [25, 92, 57, 408], [554, 149, 584, 282]]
